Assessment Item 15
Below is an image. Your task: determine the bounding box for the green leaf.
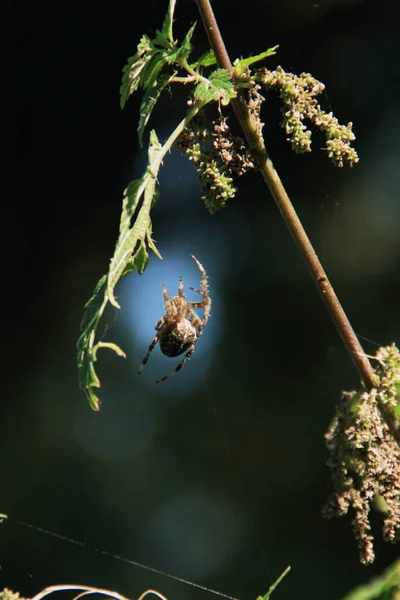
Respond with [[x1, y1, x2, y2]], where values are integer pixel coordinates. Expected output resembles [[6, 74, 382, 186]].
[[140, 54, 165, 90], [154, 30, 171, 49], [120, 35, 156, 109], [194, 68, 236, 106], [134, 239, 150, 274], [256, 566, 291, 600], [138, 74, 171, 145], [341, 560, 400, 600], [233, 45, 279, 76], [106, 132, 161, 308], [146, 215, 162, 259], [78, 103, 205, 410], [161, 0, 176, 44], [167, 21, 197, 63], [190, 49, 217, 68], [96, 342, 127, 357], [148, 129, 162, 161], [121, 180, 142, 232]]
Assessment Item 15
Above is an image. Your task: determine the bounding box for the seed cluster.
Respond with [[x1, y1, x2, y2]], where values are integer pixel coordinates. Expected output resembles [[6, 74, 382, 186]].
[[324, 344, 400, 564], [257, 66, 359, 167], [176, 114, 256, 213]]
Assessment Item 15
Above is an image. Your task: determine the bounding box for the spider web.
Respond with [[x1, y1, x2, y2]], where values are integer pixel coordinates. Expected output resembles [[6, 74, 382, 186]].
[[1, 514, 239, 600]]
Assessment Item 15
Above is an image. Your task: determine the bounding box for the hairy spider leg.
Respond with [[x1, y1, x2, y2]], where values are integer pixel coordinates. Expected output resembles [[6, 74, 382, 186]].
[[189, 255, 211, 324], [162, 283, 169, 303], [187, 301, 206, 309], [187, 288, 207, 310], [155, 346, 195, 383], [178, 276, 185, 297], [188, 308, 204, 332], [137, 318, 165, 377]]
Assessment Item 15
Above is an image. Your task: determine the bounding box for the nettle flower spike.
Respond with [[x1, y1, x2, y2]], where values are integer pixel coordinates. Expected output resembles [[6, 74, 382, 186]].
[[324, 344, 400, 564], [256, 66, 359, 167], [175, 115, 256, 213]]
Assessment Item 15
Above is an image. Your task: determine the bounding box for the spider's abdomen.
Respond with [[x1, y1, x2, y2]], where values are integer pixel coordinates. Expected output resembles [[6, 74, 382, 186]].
[[159, 319, 197, 357]]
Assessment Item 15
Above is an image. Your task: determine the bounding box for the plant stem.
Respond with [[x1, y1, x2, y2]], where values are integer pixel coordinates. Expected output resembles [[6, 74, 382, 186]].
[[195, 0, 376, 389]]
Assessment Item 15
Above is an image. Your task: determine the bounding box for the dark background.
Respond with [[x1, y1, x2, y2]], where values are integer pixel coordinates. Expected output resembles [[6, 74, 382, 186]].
[[1, 0, 400, 599]]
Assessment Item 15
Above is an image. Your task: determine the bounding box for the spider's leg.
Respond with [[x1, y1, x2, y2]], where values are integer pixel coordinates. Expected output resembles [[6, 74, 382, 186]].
[[178, 276, 185, 297], [138, 320, 165, 377], [189, 286, 202, 295], [155, 345, 195, 383], [162, 283, 169, 303], [188, 308, 204, 332], [188, 288, 206, 309], [189, 254, 211, 325], [154, 318, 164, 331], [187, 301, 206, 309]]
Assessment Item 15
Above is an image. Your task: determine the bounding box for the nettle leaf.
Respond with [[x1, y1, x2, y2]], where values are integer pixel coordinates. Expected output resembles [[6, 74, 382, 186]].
[[167, 21, 196, 63], [120, 35, 156, 108], [77, 132, 166, 410], [138, 73, 171, 145], [148, 129, 162, 161], [121, 240, 150, 277], [194, 68, 236, 106], [134, 239, 150, 274], [78, 98, 207, 410], [161, 0, 176, 44], [120, 179, 143, 234], [154, 30, 171, 49], [140, 54, 166, 90], [190, 49, 216, 68], [233, 45, 279, 76]]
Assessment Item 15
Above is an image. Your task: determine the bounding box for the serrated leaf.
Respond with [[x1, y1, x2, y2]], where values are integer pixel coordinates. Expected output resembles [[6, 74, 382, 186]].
[[167, 21, 196, 63], [106, 133, 161, 308], [134, 240, 150, 274], [161, 0, 176, 44], [121, 239, 150, 276], [140, 54, 165, 90], [137, 34, 154, 55], [190, 49, 216, 68], [194, 68, 236, 106], [120, 36, 156, 109], [154, 30, 170, 49], [151, 187, 160, 207], [233, 45, 279, 76], [78, 101, 203, 410], [138, 73, 171, 145], [121, 180, 142, 234], [148, 129, 162, 161], [120, 57, 151, 108], [146, 217, 162, 259]]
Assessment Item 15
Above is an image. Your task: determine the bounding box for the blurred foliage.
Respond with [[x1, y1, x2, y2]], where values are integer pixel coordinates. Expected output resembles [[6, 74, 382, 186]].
[[342, 560, 400, 600]]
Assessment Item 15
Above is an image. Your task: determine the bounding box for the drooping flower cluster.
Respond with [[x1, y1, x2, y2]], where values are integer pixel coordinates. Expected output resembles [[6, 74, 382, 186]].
[[324, 344, 400, 564], [176, 114, 256, 213], [257, 66, 359, 167]]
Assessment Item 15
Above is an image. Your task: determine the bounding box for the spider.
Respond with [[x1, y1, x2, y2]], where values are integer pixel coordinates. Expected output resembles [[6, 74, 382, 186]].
[[137, 254, 211, 383]]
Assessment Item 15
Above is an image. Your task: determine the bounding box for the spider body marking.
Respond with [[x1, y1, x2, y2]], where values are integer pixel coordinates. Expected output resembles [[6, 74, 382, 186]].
[[159, 320, 197, 357], [137, 254, 211, 383]]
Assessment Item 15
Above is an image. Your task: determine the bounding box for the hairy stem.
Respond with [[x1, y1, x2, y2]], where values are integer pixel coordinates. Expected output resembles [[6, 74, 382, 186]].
[[195, 0, 376, 389]]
